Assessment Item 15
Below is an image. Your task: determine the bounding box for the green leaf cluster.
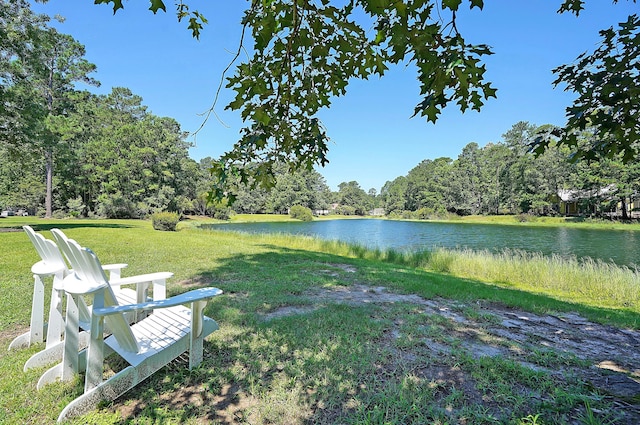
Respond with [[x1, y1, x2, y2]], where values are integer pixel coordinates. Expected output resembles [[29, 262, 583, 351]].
[[214, 0, 497, 201], [533, 12, 639, 163], [94, 0, 208, 39]]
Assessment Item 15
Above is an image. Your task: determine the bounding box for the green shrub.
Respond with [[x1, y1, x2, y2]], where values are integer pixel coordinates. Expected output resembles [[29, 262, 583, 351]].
[[213, 205, 233, 220], [52, 209, 67, 219], [97, 191, 137, 218], [415, 206, 446, 220], [210, 198, 233, 220], [151, 211, 180, 231], [289, 205, 313, 221], [66, 196, 86, 218], [334, 205, 356, 216], [400, 210, 414, 219]]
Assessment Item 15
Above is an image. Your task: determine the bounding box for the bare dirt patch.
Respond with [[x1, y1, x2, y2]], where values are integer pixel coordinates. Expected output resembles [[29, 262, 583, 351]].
[[0, 227, 21, 232], [115, 361, 256, 424], [263, 282, 640, 384], [0, 325, 27, 346], [261, 280, 640, 422]]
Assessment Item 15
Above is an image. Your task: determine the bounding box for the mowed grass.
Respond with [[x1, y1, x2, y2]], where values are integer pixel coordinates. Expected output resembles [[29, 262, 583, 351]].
[[1, 217, 639, 424]]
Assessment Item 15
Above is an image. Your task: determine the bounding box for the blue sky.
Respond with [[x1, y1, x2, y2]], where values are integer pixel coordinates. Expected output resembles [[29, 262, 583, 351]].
[[31, 1, 637, 192]]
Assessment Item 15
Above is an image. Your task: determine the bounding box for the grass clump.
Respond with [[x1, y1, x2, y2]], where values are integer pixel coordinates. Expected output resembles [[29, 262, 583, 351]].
[[432, 248, 640, 311]]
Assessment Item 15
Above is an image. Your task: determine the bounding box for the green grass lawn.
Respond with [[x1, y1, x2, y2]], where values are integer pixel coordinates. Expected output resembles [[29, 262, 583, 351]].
[[1, 217, 639, 424]]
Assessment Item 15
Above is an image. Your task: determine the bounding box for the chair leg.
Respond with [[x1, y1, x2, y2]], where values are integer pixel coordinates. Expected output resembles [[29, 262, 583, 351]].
[[189, 300, 207, 369], [62, 294, 80, 382], [45, 286, 65, 349], [36, 339, 111, 390], [29, 274, 46, 345], [85, 315, 105, 392], [9, 274, 51, 351]]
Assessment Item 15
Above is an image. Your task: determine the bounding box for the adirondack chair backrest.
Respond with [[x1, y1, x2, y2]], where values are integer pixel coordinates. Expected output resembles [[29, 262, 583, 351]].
[[50, 229, 91, 282], [23, 226, 67, 280], [79, 247, 139, 353], [53, 230, 138, 353]]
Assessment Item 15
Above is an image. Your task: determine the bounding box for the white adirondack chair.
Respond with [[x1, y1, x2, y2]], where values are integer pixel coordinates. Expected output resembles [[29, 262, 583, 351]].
[[9, 226, 68, 352], [37, 242, 222, 422], [17, 227, 172, 371], [10, 226, 126, 355]]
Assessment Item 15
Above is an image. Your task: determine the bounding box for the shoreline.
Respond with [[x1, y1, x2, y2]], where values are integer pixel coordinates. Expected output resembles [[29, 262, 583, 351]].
[[216, 213, 640, 232]]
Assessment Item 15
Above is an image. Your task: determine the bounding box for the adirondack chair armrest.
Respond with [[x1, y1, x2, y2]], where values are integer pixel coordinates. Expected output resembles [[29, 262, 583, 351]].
[[102, 263, 127, 271], [109, 272, 173, 300], [101, 263, 127, 280], [91, 287, 223, 317], [108, 272, 173, 288]]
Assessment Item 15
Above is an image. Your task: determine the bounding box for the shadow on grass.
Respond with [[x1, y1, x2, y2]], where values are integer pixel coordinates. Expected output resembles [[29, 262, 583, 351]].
[[0, 223, 135, 233], [89, 246, 640, 424], [30, 222, 135, 231]]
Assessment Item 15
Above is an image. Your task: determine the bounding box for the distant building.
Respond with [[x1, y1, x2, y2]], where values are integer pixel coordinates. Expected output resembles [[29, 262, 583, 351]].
[[555, 185, 617, 216]]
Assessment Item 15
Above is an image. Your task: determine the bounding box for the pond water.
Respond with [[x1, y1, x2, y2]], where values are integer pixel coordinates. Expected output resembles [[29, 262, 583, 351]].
[[206, 219, 640, 268]]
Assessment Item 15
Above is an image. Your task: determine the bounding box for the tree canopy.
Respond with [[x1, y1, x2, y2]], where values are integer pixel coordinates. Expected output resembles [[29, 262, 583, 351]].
[[94, 0, 501, 198]]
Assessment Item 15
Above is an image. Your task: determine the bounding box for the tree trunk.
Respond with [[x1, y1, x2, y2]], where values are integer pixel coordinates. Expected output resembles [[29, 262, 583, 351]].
[[45, 57, 55, 218], [620, 197, 629, 220], [45, 148, 53, 218]]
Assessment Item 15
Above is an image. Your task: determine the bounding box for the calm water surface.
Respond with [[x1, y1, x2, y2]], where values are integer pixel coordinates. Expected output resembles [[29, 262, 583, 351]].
[[207, 219, 639, 267]]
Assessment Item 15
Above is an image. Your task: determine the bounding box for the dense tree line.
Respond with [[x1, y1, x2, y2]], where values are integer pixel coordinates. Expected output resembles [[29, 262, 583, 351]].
[[380, 122, 640, 219], [0, 1, 197, 218], [1, 0, 99, 217], [0, 86, 194, 218]]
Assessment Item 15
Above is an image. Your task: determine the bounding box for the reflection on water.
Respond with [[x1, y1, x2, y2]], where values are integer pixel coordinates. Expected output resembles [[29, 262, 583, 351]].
[[205, 219, 639, 268]]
